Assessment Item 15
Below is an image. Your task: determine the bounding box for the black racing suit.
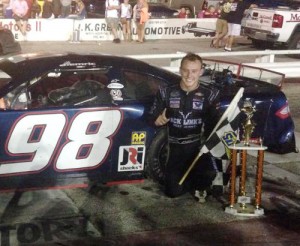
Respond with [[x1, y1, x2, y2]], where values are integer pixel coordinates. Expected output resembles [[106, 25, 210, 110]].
[[150, 83, 219, 197]]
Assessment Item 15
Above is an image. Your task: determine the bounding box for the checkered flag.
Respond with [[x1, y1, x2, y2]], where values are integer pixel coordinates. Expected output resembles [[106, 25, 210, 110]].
[[179, 88, 244, 185], [201, 87, 243, 159]]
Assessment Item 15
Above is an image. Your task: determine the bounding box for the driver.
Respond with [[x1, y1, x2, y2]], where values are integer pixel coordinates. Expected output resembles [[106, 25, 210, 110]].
[[149, 53, 220, 203]]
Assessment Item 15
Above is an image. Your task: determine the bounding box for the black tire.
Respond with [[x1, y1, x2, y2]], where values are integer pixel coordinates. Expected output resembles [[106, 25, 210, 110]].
[[287, 33, 300, 58], [145, 127, 169, 185], [251, 39, 274, 50]]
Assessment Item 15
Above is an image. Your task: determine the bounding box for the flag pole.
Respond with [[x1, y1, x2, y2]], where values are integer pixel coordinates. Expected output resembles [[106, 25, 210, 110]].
[[179, 149, 203, 185], [178, 88, 245, 186]]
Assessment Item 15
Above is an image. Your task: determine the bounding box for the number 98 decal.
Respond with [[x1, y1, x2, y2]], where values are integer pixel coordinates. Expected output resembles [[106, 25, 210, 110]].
[[0, 110, 122, 175]]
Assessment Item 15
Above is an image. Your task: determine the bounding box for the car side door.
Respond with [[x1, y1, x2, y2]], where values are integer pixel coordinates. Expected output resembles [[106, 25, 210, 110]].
[[0, 68, 123, 190]]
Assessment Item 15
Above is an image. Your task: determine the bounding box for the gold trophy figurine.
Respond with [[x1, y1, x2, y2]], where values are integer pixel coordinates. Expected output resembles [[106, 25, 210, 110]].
[[241, 100, 256, 146]]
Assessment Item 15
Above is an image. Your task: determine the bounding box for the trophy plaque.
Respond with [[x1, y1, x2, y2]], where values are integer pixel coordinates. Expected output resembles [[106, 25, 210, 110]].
[[225, 100, 267, 216]]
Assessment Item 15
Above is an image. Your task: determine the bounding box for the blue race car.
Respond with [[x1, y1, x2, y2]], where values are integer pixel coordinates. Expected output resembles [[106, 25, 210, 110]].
[[0, 53, 296, 190]]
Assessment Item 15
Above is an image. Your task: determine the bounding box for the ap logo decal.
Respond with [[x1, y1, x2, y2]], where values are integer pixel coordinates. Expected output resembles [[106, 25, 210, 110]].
[[118, 145, 145, 171]]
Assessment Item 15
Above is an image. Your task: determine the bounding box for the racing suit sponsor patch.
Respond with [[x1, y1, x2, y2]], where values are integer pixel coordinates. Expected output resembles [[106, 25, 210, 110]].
[[193, 100, 203, 110], [170, 99, 180, 108]]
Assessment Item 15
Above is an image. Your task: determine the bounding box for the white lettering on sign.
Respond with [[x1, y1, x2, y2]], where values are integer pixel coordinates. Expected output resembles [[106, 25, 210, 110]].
[[0, 110, 122, 175]]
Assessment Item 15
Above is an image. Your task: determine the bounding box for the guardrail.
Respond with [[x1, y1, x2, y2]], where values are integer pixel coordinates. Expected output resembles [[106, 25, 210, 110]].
[[128, 49, 300, 79]]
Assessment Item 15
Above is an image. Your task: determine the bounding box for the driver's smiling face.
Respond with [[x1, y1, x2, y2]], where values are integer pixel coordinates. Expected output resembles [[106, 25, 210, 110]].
[[180, 59, 203, 92]]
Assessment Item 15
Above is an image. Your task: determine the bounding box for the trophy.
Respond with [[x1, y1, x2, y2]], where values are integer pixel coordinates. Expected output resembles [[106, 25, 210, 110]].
[[241, 100, 256, 146], [225, 99, 267, 216]]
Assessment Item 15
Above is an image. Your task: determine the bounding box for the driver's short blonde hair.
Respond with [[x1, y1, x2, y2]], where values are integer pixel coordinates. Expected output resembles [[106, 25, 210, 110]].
[[180, 53, 203, 68]]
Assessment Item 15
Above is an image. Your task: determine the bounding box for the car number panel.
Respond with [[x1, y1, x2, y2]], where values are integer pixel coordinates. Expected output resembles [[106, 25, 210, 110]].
[[0, 108, 144, 190]]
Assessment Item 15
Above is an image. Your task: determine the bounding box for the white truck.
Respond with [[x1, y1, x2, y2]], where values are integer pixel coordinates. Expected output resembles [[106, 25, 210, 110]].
[[241, 4, 300, 50]]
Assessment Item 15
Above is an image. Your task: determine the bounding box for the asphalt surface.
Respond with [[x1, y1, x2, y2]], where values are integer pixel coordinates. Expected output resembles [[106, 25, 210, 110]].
[[0, 38, 299, 246]]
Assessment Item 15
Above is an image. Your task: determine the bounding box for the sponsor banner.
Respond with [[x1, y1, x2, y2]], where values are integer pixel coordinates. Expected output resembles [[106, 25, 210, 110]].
[[0, 19, 73, 41], [0, 18, 216, 42], [75, 18, 217, 41]]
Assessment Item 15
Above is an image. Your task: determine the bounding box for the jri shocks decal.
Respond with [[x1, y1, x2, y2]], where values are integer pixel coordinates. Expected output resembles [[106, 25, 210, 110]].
[[118, 145, 145, 172]]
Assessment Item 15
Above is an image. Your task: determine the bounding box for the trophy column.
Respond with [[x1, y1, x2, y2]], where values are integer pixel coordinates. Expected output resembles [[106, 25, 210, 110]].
[[225, 144, 267, 216]]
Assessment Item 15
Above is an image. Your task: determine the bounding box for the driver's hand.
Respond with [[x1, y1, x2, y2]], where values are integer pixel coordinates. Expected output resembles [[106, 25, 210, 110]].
[[155, 108, 169, 126]]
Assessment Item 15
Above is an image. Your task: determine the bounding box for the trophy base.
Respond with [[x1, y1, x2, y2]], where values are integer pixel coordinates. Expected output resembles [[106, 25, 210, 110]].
[[225, 203, 264, 217]]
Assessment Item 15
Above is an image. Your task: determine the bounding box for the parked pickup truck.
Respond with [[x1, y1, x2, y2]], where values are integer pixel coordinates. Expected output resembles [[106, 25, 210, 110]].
[[241, 5, 300, 50]]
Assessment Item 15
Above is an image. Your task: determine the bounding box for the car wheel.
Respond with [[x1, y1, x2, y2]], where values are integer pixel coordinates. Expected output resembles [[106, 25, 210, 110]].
[[145, 127, 169, 185], [252, 39, 274, 49], [287, 33, 300, 58]]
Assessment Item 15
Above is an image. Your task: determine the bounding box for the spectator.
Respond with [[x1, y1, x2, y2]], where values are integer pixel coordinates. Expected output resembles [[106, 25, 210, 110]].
[[52, 0, 62, 17], [3, 0, 12, 18], [42, 0, 54, 18], [211, 0, 230, 48], [203, 5, 219, 18], [120, 0, 132, 41], [197, 0, 208, 18], [202, 0, 208, 10], [185, 8, 191, 18], [26, 0, 33, 18], [134, 0, 149, 43], [105, 0, 121, 43], [30, 0, 41, 18], [149, 53, 219, 201], [178, 7, 186, 18], [73, 0, 86, 19], [12, 0, 29, 36], [60, 0, 71, 17], [224, 0, 256, 51]]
